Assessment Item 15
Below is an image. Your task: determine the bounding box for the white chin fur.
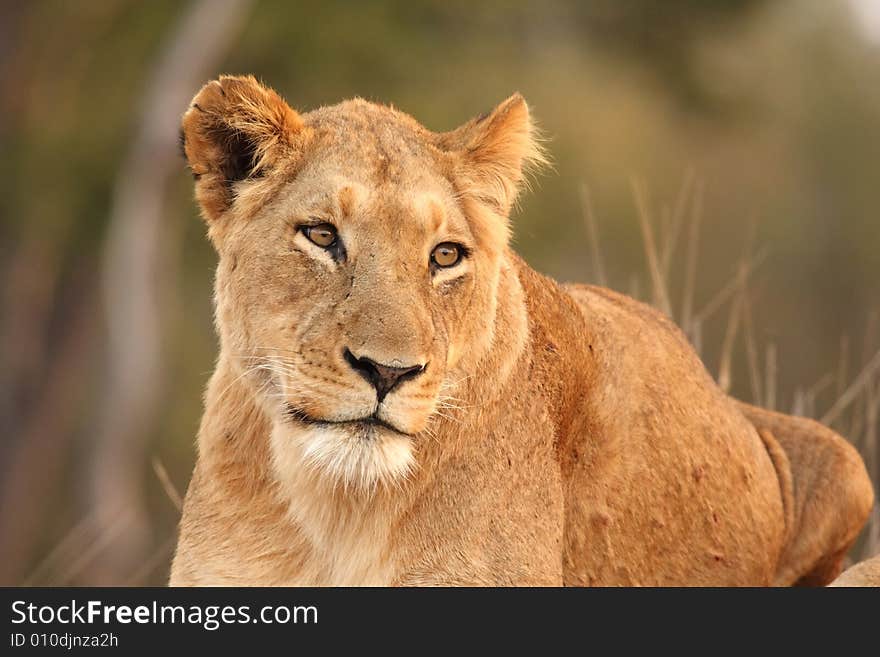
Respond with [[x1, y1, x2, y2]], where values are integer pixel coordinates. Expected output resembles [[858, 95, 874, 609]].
[[270, 421, 415, 492]]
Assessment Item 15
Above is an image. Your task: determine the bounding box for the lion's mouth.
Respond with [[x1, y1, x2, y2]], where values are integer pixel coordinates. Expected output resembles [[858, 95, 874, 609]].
[[284, 404, 412, 437]]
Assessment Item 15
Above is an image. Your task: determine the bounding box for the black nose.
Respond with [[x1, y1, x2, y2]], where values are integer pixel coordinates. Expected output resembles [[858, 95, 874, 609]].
[[343, 349, 425, 402]]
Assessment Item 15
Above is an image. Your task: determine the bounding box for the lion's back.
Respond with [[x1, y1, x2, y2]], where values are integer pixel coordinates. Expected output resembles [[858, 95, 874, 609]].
[[554, 282, 786, 585]]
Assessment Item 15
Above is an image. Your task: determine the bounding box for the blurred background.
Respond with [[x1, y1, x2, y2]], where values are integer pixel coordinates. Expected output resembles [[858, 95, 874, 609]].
[[1, 0, 878, 586]]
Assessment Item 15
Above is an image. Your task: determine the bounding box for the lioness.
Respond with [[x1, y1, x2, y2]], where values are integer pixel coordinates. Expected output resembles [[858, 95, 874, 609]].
[[171, 75, 874, 586]]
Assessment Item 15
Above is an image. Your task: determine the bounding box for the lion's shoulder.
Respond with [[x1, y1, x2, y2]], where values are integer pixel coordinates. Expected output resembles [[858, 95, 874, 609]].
[[560, 282, 703, 374]]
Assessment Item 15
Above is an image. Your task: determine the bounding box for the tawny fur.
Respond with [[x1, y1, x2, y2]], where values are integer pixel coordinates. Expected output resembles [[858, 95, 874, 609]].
[[171, 75, 874, 586]]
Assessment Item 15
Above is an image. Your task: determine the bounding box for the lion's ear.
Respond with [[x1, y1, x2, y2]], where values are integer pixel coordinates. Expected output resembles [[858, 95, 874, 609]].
[[439, 93, 546, 216], [180, 75, 305, 221]]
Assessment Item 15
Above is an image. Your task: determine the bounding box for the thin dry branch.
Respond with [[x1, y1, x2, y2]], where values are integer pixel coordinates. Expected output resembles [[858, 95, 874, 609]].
[[632, 179, 673, 317], [837, 336, 850, 403], [22, 510, 98, 586], [152, 457, 183, 512], [740, 270, 763, 406], [791, 387, 805, 416], [808, 373, 835, 402], [680, 180, 703, 333], [57, 509, 133, 586], [765, 343, 777, 411], [693, 249, 768, 326], [579, 183, 607, 287], [821, 349, 880, 426], [661, 168, 694, 280], [124, 534, 178, 586], [717, 284, 745, 393]]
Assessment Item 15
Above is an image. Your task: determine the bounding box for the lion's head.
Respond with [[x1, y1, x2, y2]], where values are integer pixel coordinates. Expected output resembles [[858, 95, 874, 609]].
[[181, 76, 543, 490]]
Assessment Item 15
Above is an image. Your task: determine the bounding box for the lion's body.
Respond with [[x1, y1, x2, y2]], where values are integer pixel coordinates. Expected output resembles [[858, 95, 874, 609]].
[[170, 76, 874, 586]]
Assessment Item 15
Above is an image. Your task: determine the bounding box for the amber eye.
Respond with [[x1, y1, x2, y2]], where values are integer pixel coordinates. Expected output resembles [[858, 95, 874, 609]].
[[431, 242, 463, 269], [303, 223, 338, 248]]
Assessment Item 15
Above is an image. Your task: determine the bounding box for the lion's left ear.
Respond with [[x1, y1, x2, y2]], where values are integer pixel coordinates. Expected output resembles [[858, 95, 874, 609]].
[[438, 93, 546, 216]]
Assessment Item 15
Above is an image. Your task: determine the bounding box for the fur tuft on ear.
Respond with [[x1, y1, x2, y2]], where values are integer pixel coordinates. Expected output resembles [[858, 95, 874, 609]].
[[439, 93, 548, 217], [180, 75, 305, 221]]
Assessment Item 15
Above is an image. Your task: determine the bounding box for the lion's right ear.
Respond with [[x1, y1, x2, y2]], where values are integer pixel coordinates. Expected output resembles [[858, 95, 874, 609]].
[[180, 75, 305, 221], [437, 94, 546, 218]]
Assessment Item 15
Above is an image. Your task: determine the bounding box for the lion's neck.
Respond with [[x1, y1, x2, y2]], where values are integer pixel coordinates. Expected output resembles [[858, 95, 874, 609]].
[[187, 360, 398, 584]]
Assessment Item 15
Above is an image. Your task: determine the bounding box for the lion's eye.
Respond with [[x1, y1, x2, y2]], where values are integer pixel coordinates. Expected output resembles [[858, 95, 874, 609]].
[[431, 243, 463, 269], [303, 223, 338, 248]]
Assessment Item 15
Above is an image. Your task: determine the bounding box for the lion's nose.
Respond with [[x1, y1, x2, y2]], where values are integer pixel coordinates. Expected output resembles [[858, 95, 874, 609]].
[[343, 348, 426, 402]]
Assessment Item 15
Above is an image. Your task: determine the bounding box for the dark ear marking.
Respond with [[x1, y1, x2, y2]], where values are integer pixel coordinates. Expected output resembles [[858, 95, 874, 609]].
[[218, 129, 262, 186]]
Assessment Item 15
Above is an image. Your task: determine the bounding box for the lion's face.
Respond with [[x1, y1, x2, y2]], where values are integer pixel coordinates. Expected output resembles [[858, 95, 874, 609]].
[[216, 109, 501, 485], [182, 77, 542, 489]]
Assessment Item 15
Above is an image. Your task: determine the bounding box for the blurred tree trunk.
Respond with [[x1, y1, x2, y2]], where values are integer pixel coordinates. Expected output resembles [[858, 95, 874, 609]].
[[86, 0, 255, 585], [0, 4, 127, 584], [0, 268, 97, 585]]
